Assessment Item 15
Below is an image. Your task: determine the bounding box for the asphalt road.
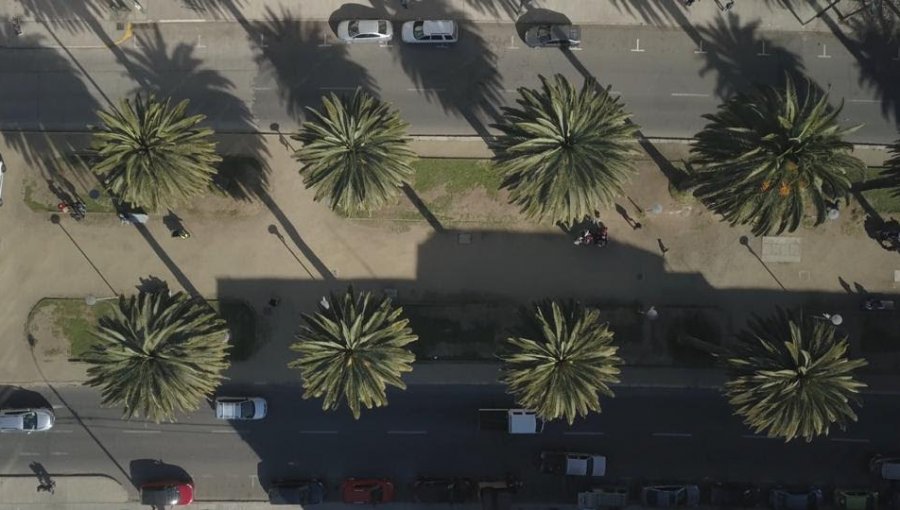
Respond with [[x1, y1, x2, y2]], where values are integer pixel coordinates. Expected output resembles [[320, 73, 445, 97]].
[[0, 19, 896, 143], [1, 384, 897, 502]]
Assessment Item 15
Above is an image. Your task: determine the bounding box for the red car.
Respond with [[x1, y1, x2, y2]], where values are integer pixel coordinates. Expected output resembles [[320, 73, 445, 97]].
[[341, 478, 395, 504], [140, 480, 194, 506]]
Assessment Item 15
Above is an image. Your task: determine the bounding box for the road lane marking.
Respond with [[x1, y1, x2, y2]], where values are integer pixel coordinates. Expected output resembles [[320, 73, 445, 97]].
[[406, 88, 446, 92], [564, 431, 605, 436], [51, 405, 65, 409], [19, 452, 40, 456], [631, 38, 645, 52], [298, 430, 339, 434], [818, 44, 831, 58], [850, 99, 880, 103], [758, 40, 770, 57], [121, 429, 161, 434], [652, 432, 692, 437], [50, 451, 69, 456], [319, 87, 358, 91], [507, 35, 519, 49], [742, 434, 778, 440], [671, 92, 710, 97], [830, 437, 870, 443], [387, 430, 427, 435], [318, 33, 331, 48], [51, 429, 73, 434], [210, 429, 239, 434], [694, 40, 706, 54]]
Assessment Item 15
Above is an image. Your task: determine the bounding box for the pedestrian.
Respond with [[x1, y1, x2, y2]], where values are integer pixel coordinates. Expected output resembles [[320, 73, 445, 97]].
[[657, 238, 669, 255], [172, 229, 191, 239]]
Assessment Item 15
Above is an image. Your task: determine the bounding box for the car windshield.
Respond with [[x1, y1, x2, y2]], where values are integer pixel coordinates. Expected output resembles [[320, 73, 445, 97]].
[[538, 26, 552, 41], [22, 412, 37, 430], [240, 402, 255, 419], [348, 21, 360, 36], [378, 20, 387, 33], [413, 21, 426, 39]]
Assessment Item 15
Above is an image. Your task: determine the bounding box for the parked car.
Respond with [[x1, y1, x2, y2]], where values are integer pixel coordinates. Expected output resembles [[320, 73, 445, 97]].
[[268, 479, 325, 505], [414, 478, 476, 503], [336, 20, 393, 43], [641, 485, 701, 507], [870, 455, 900, 480], [140, 481, 194, 506], [341, 478, 394, 504], [539, 451, 606, 477], [711, 482, 761, 507], [0, 408, 55, 433], [401, 20, 459, 44], [215, 397, 267, 420], [835, 490, 878, 510], [770, 488, 824, 510], [524, 24, 581, 48]]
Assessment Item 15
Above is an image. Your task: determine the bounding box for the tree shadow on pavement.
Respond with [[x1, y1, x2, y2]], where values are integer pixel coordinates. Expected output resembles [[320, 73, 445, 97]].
[[459, 0, 523, 21], [608, 0, 703, 43], [697, 13, 805, 100], [128, 459, 191, 489], [391, 0, 503, 143]]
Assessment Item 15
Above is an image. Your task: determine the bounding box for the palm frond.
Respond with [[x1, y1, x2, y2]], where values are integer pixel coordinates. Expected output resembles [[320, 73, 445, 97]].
[[83, 288, 231, 422], [289, 286, 418, 419], [90, 94, 221, 209], [293, 90, 416, 215], [500, 300, 622, 424]]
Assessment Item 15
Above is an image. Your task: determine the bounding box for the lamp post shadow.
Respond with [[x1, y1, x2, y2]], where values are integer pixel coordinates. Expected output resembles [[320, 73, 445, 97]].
[[49, 214, 117, 295], [739, 235, 787, 291], [267, 224, 315, 279]]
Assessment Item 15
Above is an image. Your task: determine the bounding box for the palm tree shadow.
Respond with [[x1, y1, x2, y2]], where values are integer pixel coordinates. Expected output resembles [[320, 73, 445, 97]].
[[402, 184, 444, 232], [607, 0, 702, 43], [392, 0, 503, 143], [697, 12, 806, 99]]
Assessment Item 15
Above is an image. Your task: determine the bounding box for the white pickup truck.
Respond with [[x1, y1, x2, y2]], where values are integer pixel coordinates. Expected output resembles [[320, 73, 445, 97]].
[[215, 397, 267, 420], [478, 409, 543, 434]]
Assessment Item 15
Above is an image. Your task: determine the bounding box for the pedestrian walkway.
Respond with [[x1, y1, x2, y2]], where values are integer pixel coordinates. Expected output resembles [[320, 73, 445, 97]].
[[0, 475, 127, 505]]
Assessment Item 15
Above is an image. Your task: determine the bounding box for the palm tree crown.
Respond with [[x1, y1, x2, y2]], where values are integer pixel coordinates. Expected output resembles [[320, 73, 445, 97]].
[[493, 74, 639, 224], [500, 301, 622, 424], [84, 288, 230, 422], [293, 89, 416, 215], [724, 309, 867, 442], [91, 94, 221, 209], [289, 287, 418, 419], [690, 76, 863, 235]]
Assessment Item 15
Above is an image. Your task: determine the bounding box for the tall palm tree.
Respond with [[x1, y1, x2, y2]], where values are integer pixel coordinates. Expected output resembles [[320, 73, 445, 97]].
[[724, 309, 867, 442], [492, 74, 640, 224], [289, 287, 418, 419], [293, 89, 416, 215], [90, 94, 221, 209], [690, 76, 864, 236], [83, 288, 230, 422], [500, 301, 622, 424]]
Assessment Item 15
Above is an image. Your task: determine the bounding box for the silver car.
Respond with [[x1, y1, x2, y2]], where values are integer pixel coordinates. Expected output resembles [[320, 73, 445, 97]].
[[0, 408, 55, 433], [641, 485, 701, 508], [401, 20, 458, 44], [336, 20, 393, 44], [215, 397, 267, 420], [524, 24, 581, 48]]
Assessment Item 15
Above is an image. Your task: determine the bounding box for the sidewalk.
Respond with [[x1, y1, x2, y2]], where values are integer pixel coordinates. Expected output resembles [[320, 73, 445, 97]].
[[7, 0, 847, 32], [0, 476, 127, 505]]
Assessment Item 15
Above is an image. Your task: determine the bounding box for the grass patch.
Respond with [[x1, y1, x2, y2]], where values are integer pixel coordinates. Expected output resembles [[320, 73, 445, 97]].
[[849, 166, 900, 213], [403, 303, 517, 361], [29, 297, 258, 362], [412, 159, 501, 198]]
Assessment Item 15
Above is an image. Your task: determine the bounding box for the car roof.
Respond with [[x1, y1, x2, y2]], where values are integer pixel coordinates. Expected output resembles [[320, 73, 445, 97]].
[[356, 20, 383, 33], [421, 20, 455, 35]]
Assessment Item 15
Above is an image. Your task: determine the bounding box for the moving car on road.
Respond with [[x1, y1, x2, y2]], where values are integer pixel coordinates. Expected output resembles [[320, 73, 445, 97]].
[[770, 487, 824, 510], [215, 396, 267, 420], [337, 20, 393, 44], [870, 454, 900, 480], [0, 408, 55, 433], [641, 485, 700, 507], [539, 451, 606, 477], [413, 478, 476, 503], [268, 479, 325, 505], [835, 489, 878, 510], [401, 20, 459, 44], [524, 24, 581, 48], [140, 480, 194, 506], [341, 478, 394, 504]]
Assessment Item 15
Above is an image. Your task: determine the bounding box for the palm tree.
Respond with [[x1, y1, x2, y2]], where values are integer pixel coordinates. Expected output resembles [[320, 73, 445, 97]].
[[492, 74, 640, 224], [500, 301, 622, 424], [690, 76, 864, 236], [289, 287, 418, 419], [83, 288, 230, 422], [293, 89, 416, 215], [724, 309, 867, 442], [90, 94, 221, 209]]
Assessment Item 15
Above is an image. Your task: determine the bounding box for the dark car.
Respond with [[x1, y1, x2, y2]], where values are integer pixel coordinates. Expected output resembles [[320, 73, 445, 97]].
[[268, 479, 325, 505], [524, 24, 581, 48], [711, 483, 761, 507], [414, 478, 476, 503], [641, 485, 700, 507], [341, 478, 394, 504], [770, 488, 824, 510], [140, 481, 194, 506]]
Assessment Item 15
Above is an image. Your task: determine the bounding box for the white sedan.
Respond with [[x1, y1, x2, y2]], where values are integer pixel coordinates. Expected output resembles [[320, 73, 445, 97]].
[[336, 19, 393, 44], [215, 397, 267, 420], [401, 20, 458, 44]]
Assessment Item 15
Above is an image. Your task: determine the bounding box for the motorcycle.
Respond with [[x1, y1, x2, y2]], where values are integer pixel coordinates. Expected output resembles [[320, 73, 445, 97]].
[[574, 225, 608, 247], [876, 228, 900, 250]]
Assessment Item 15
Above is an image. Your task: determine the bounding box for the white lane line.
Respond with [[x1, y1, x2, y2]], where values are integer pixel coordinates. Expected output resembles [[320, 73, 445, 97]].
[[298, 430, 339, 434], [850, 99, 880, 103], [507, 35, 519, 49], [818, 44, 831, 58], [671, 92, 710, 97], [830, 437, 870, 443], [742, 434, 778, 440], [251, 86, 275, 91], [406, 88, 445, 92], [157, 19, 209, 23], [631, 38, 645, 52], [121, 429, 161, 434], [319, 86, 358, 91], [19, 452, 40, 457], [318, 33, 331, 48], [50, 451, 69, 456], [210, 429, 238, 434], [51, 429, 74, 434], [652, 432, 693, 438], [694, 40, 706, 54], [51, 405, 65, 410], [758, 40, 770, 57], [564, 431, 605, 436], [387, 430, 428, 435]]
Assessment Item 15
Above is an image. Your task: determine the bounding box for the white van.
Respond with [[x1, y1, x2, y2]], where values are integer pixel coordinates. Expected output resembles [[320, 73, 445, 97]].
[[870, 455, 900, 480]]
